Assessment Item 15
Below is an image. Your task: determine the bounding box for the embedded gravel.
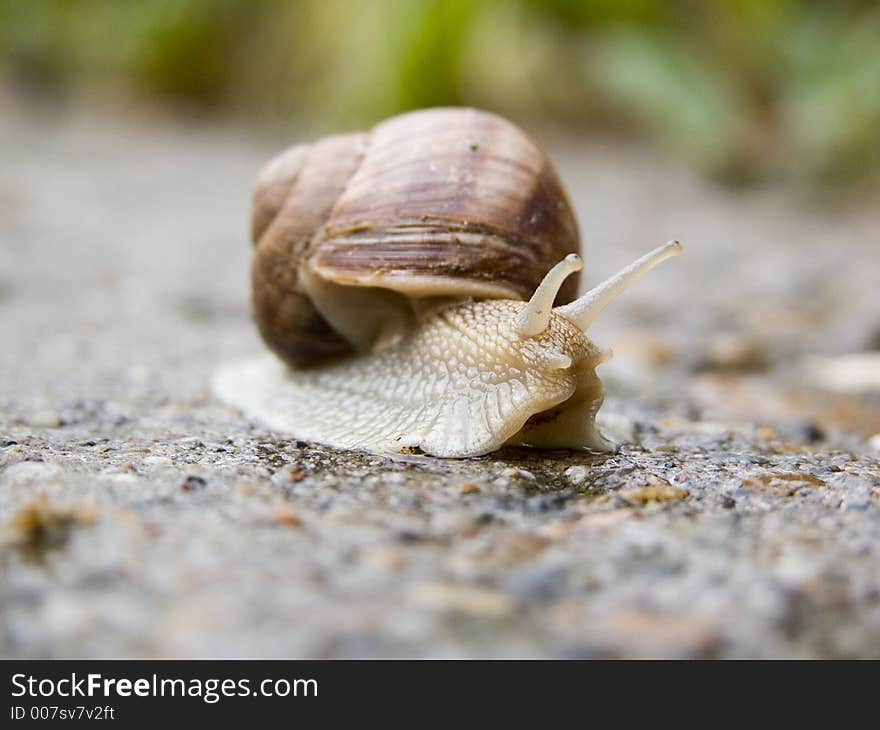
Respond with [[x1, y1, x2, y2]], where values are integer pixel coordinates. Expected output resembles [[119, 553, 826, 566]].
[[1, 98, 879, 657]]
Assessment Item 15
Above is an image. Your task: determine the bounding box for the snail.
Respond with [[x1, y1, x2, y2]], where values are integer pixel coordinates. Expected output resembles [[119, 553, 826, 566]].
[[213, 107, 682, 458]]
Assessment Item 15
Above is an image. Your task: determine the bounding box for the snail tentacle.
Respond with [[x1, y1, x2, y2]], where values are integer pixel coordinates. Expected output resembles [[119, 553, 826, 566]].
[[515, 253, 583, 338], [555, 241, 682, 331]]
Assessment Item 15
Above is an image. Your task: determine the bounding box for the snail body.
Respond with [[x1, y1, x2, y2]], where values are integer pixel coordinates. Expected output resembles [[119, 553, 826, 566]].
[[213, 108, 682, 457]]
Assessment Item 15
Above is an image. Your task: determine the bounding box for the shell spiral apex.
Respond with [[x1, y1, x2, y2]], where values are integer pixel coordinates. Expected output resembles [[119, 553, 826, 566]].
[[213, 107, 682, 458]]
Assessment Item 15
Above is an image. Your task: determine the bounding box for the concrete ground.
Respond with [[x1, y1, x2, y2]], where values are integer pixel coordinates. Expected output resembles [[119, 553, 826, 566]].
[[1, 95, 879, 657]]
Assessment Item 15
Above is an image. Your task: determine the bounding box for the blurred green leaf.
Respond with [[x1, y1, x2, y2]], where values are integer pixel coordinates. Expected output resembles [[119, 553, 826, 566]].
[[1, 0, 879, 187], [585, 26, 746, 175]]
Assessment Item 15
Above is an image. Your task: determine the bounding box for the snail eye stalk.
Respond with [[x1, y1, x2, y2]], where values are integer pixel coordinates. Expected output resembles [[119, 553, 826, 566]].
[[515, 253, 583, 338], [554, 241, 682, 331]]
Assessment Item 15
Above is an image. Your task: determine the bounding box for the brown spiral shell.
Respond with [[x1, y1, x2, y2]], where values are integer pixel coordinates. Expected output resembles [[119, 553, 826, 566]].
[[250, 107, 580, 368]]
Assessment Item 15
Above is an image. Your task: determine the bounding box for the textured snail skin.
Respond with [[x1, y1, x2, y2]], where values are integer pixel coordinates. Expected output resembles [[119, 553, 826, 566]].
[[219, 105, 682, 458], [213, 299, 608, 458], [215, 242, 681, 458]]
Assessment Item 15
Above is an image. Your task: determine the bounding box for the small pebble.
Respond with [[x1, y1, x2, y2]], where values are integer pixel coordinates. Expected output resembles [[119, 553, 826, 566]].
[[502, 467, 536, 481], [4, 495, 96, 554], [180, 475, 206, 491], [806, 352, 880, 394], [409, 583, 513, 618], [789, 420, 825, 443], [618, 480, 688, 505], [269, 505, 302, 527], [525, 493, 570, 514], [564, 465, 589, 485], [28, 410, 63, 428], [271, 465, 307, 486]]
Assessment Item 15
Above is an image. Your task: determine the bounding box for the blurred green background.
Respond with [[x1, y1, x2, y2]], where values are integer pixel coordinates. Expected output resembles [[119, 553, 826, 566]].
[[2, 0, 879, 186]]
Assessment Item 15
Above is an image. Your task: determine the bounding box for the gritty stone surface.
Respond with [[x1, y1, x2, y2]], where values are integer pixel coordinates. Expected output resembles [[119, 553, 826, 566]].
[[1, 97, 880, 658]]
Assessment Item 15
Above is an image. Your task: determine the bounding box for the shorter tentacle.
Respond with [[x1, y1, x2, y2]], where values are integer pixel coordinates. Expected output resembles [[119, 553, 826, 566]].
[[515, 253, 583, 338]]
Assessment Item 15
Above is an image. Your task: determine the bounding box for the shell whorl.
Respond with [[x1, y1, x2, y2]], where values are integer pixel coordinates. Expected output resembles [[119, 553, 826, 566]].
[[251, 133, 368, 366], [250, 107, 581, 368]]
